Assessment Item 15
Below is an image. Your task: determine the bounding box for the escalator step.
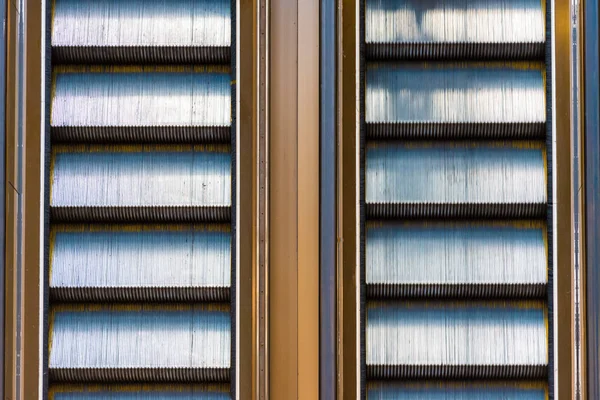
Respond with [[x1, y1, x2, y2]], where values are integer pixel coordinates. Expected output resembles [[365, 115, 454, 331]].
[[49, 305, 231, 382], [366, 62, 545, 140], [49, 384, 230, 400], [365, 142, 546, 219], [50, 225, 231, 302], [366, 221, 547, 299], [51, 67, 231, 143], [366, 381, 547, 399], [52, 0, 231, 64], [366, 0, 545, 60], [366, 301, 547, 379], [50, 145, 231, 223]]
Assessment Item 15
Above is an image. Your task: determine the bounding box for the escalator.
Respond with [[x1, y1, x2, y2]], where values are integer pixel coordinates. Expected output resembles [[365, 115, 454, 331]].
[[361, 0, 552, 398], [45, 0, 236, 398]]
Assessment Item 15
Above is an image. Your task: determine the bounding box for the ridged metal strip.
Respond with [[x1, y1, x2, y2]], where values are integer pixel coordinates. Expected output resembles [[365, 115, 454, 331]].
[[51, 72, 231, 130], [367, 364, 547, 380], [366, 222, 547, 294], [367, 283, 546, 299], [49, 306, 231, 382], [366, 143, 546, 205], [367, 122, 545, 140], [52, 0, 230, 63], [366, 202, 546, 219], [366, 42, 545, 60], [52, 126, 229, 144], [52, 46, 231, 65], [50, 227, 230, 302], [365, 0, 545, 45], [366, 63, 545, 125], [50, 206, 230, 224], [366, 301, 548, 378], [49, 368, 230, 383], [367, 381, 547, 399], [50, 148, 231, 208], [50, 384, 230, 399], [50, 287, 230, 303]]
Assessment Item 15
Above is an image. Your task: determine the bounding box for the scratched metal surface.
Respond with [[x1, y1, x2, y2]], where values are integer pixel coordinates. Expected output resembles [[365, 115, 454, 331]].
[[51, 72, 230, 128], [367, 382, 547, 400], [366, 63, 545, 124], [52, 0, 230, 48], [50, 147, 231, 208], [49, 306, 231, 370], [365, 0, 544, 44], [50, 385, 230, 400], [366, 222, 547, 285], [366, 301, 547, 367], [365, 142, 546, 204], [50, 226, 230, 300]]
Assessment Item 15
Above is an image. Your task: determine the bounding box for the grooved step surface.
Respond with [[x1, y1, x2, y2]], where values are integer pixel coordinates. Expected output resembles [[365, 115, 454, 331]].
[[366, 142, 546, 206], [366, 302, 548, 376], [52, 0, 230, 63], [49, 306, 231, 382], [50, 384, 230, 399], [366, 0, 545, 45], [366, 63, 545, 125], [51, 71, 231, 130], [367, 382, 547, 400], [50, 226, 231, 302], [366, 222, 547, 292], [51, 146, 231, 209]]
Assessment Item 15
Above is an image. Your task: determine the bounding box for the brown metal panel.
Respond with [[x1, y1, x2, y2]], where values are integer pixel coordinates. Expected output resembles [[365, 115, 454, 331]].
[[239, 0, 255, 399], [269, 0, 320, 397], [257, 0, 269, 397], [577, 1, 586, 396], [4, 1, 18, 398], [297, 0, 319, 398], [23, 0, 43, 398], [339, 0, 358, 398], [555, 0, 575, 398], [269, 0, 299, 397]]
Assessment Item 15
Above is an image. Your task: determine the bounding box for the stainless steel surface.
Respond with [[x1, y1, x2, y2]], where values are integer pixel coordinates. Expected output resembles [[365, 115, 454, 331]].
[[50, 146, 231, 208], [44, 0, 236, 395], [51, 71, 230, 129], [359, 0, 552, 395], [53, 390, 229, 400], [367, 382, 548, 400], [51, 0, 231, 63], [366, 222, 547, 297], [366, 0, 544, 44], [366, 301, 548, 378], [366, 142, 546, 204], [50, 225, 231, 302], [49, 305, 231, 382], [366, 63, 545, 124]]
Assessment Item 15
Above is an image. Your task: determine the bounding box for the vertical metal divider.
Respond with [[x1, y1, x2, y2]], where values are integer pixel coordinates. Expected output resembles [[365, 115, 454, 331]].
[[0, 0, 6, 390], [358, 0, 366, 398], [584, 0, 600, 398], [231, 0, 238, 397], [319, 0, 337, 396], [41, 0, 51, 397], [546, 0, 555, 397]]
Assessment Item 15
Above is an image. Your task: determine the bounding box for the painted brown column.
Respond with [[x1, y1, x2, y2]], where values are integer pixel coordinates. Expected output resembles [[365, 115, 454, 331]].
[[554, 0, 576, 398], [4, 0, 19, 397], [23, 0, 43, 398], [239, 0, 256, 399], [339, 0, 358, 398], [269, 0, 319, 397]]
